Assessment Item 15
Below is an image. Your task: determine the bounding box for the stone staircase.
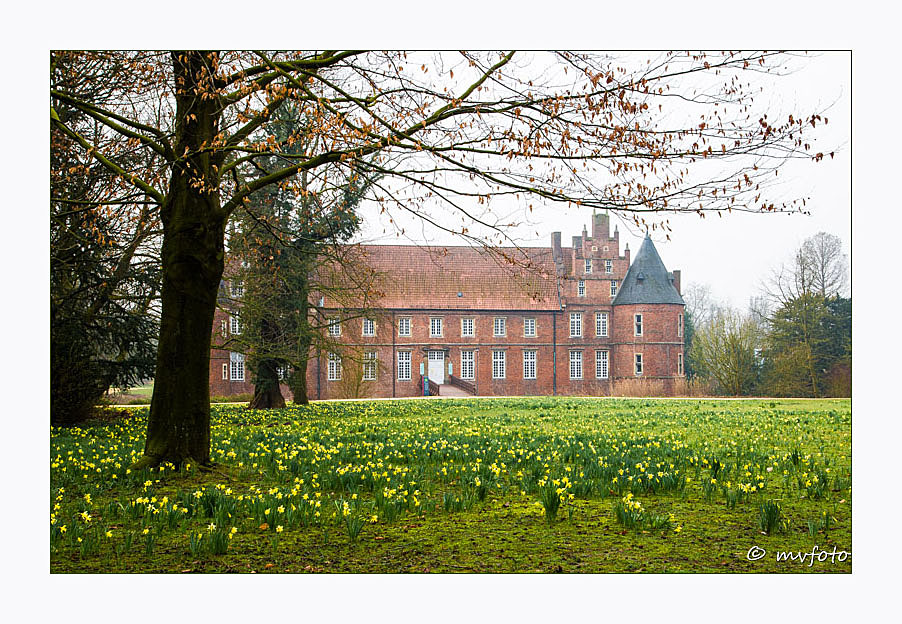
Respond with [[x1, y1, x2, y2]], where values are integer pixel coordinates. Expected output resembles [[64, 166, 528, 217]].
[[439, 375, 476, 397], [439, 384, 472, 397]]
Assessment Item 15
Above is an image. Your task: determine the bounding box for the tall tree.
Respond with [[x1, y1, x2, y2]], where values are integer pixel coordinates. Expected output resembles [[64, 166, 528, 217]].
[[51, 53, 162, 425], [760, 294, 850, 397], [50, 51, 831, 468], [760, 232, 851, 397], [229, 135, 376, 407], [800, 232, 849, 298]]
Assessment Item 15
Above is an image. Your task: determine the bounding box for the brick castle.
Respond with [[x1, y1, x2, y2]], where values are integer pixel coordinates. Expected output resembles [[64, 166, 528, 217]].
[[210, 212, 685, 399]]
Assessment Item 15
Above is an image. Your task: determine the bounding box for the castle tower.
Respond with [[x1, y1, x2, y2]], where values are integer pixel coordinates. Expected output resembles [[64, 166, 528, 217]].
[[611, 235, 685, 391]]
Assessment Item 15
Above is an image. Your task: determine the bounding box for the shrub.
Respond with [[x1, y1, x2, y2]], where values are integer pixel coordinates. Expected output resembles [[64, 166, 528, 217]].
[[611, 378, 667, 397], [211, 393, 254, 403]]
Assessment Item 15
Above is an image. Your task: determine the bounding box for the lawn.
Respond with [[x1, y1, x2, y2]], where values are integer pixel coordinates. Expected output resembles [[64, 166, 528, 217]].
[[50, 397, 851, 573]]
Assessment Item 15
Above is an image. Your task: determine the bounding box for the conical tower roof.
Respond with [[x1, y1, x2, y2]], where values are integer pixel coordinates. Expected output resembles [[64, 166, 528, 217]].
[[612, 235, 685, 306]]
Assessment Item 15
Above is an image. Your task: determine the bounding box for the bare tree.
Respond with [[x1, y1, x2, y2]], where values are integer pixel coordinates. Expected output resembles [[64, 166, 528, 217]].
[[689, 307, 761, 396], [682, 282, 716, 327], [763, 232, 848, 305], [800, 232, 849, 298]]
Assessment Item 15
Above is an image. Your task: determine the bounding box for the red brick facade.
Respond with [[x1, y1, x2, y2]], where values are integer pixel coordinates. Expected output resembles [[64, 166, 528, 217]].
[[210, 213, 685, 399]]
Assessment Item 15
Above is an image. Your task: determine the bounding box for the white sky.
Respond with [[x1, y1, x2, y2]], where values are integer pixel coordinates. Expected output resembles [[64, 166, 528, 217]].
[[354, 52, 851, 309]]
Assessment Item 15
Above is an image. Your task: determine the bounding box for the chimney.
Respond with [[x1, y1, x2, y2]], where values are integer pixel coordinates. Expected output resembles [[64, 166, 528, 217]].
[[671, 269, 681, 295], [624, 242, 630, 265], [592, 212, 610, 240], [551, 231, 562, 260], [572, 235, 582, 270]]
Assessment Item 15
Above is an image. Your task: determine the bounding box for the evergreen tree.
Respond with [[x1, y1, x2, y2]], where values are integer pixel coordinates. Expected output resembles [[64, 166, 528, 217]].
[[760, 295, 850, 397], [51, 53, 161, 424], [229, 105, 373, 407]]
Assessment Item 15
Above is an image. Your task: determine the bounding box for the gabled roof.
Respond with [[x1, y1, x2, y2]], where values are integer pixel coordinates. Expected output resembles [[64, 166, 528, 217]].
[[325, 245, 561, 311], [612, 236, 684, 306]]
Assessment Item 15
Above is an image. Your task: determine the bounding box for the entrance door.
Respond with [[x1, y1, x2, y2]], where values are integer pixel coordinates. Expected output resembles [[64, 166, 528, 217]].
[[427, 351, 445, 384]]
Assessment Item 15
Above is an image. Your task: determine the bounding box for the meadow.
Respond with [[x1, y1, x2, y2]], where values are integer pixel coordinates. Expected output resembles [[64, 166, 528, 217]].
[[50, 397, 851, 573]]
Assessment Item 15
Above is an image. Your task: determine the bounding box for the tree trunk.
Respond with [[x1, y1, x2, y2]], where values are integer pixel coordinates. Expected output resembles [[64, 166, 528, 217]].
[[131, 52, 225, 469], [290, 356, 310, 404], [249, 359, 287, 409], [289, 276, 311, 405]]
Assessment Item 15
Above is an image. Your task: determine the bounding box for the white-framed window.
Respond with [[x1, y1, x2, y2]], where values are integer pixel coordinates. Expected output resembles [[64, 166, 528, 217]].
[[635, 353, 643, 376], [678, 353, 684, 376], [327, 353, 342, 381], [595, 312, 608, 337], [397, 351, 411, 381], [430, 317, 443, 338], [678, 313, 683, 338], [276, 365, 287, 381], [570, 350, 583, 380], [493, 317, 506, 337], [362, 318, 375, 337], [605, 259, 613, 274], [230, 313, 241, 335], [523, 350, 537, 379], [327, 317, 341, 337], [229, 352, 245, 381], [461, 317, 475, 337], [635, 313, 643, 337], [585, 258, 592, 274], [610, 280, 618, 297], [461, 350, 475, 380], [578, 280, 586, 297], [524, 317, 536, 337], [220, 319, 227, 338], [569, 312, 582, 338], [229, 280, 244, 298], [363, 351, 377, 380], [398, 317, 411, 337], [596, 350, 609, 379], [221, 363, 228, 380], [492, 350, 506, 379]]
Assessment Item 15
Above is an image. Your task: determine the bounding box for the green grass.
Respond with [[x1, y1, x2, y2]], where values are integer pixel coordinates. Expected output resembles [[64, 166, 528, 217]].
[[50, 397, 851, 573], [127, 383, 154, 397]]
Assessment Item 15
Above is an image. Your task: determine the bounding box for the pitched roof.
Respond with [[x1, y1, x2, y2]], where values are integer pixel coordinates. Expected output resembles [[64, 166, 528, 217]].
[[338, 245, 561, 311], [612, 236, 685, 306]]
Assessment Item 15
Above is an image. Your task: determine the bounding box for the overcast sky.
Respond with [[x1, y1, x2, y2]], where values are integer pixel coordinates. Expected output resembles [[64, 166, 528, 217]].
[[354, 52, 851, 309]]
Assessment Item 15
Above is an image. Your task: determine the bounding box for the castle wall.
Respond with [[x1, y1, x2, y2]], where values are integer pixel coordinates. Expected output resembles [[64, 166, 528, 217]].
[[209, 220, 685, 400]]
